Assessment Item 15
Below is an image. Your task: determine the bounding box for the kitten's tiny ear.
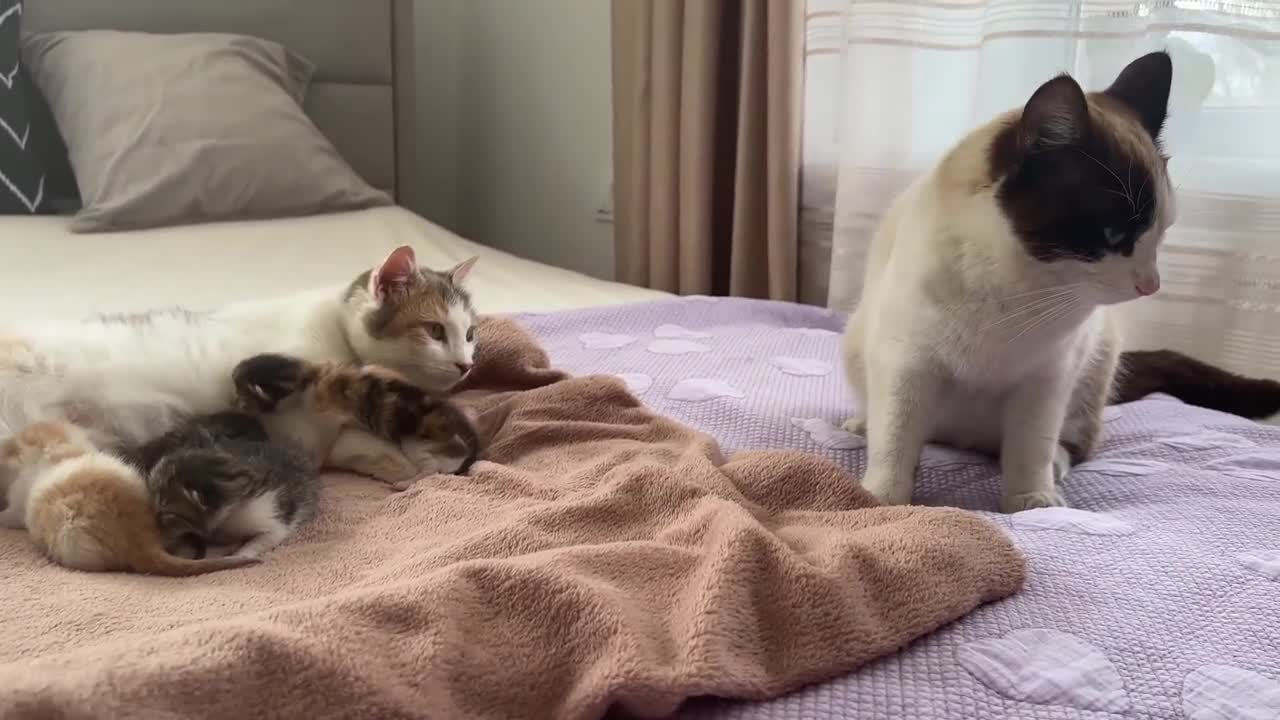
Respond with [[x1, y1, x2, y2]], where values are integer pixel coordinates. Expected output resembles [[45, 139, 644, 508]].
[[1020, 74, 1090, 150], [1104, 51, 1173, 139], [369, 245, 418, 303], [446, 256, 479, 285]]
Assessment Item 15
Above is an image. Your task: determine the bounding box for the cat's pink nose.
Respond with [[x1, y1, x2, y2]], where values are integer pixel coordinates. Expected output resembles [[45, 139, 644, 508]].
[[455, 362, 472, 375], [1134, 270, 1160, 297]]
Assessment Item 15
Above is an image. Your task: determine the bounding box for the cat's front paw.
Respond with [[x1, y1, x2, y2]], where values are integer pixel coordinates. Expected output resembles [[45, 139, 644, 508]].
[[859, 472, 913, 506], [1001, 489, 1068, 513]]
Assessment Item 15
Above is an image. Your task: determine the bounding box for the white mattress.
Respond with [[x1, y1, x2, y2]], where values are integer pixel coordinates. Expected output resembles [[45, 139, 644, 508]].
[[0, 207, 669, 321]]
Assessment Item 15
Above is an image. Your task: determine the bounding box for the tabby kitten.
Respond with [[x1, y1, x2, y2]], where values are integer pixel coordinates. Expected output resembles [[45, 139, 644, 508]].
[[134, 353, 482, 560], [131, 411, 316, 560]]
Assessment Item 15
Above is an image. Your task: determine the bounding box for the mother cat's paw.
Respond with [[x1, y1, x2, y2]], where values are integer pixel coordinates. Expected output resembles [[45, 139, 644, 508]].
[[1001, 489, 1068, 513]]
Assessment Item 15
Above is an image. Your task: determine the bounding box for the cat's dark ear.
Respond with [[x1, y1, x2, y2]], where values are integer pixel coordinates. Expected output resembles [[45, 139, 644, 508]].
[[369, 245, 418, 303], [1021, 73, 1090, 150], [1104, 50, 1173, 139], [446, 256, 478, 285]]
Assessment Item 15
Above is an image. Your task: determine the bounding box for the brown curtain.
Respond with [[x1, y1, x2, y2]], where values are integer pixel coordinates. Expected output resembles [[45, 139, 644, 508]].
[[610, 0, 803, 300]]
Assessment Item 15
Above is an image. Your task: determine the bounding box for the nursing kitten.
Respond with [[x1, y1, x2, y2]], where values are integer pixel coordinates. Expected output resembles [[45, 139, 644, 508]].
[[132, 353, 481, 560], [842, 52, 1177, 512], [133, 411, 316, 561], [0, 420, 259, 575], [0, 247, 480, 489], [230, 352, 482, 477]]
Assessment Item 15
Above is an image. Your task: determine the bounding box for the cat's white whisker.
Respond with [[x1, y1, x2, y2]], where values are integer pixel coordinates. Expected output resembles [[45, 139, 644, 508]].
[[995, 283, 1085, 302], [979, 291, 1079, 331], [1006, 299, 1077, 344]]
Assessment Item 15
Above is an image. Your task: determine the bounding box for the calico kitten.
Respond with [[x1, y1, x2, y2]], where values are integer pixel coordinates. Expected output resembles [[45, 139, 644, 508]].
[[841, 52, 1177, 512], [231, 352, 482, 477], [0, 420, 259, 575], [132, 353, 481, 560]]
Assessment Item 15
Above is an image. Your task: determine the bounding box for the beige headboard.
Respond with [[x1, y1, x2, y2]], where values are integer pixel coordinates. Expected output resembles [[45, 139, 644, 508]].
[[23, 0, 417, 203]]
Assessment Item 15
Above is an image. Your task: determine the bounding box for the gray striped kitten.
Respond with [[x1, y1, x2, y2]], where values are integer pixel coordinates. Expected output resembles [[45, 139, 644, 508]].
[[131, 410, 317, 561]]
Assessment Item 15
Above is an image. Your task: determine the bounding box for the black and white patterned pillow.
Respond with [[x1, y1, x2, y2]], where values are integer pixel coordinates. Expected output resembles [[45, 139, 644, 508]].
[[0, 0, 47, 214]]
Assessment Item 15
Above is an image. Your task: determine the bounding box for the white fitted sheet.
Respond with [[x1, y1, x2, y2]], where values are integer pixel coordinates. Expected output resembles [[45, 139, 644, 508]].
[[0, 207, 668, 320]]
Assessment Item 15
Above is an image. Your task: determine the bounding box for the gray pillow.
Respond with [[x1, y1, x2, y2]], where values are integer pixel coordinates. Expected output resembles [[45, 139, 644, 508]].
[[22, 30, 391, 232]]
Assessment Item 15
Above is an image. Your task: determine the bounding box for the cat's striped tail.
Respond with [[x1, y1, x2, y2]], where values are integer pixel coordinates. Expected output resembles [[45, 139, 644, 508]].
[[1111, 350, 1280, 420], [231, 353, 482, 472]]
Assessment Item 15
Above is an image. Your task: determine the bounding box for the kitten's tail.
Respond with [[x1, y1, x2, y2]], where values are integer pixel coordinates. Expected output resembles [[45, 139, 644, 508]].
[[232, 354, 482, 472], [129, 541, 261, 577], [1111, 349, 1280, 419], [41, 505, 259, 577]]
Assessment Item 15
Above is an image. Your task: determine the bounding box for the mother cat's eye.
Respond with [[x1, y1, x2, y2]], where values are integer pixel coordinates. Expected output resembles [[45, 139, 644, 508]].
[[465, 327, 475, 342], [423, 321, 446, 341]]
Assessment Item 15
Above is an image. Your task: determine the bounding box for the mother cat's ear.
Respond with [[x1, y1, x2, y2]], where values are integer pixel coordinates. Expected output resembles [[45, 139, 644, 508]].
[[1020, 73, 1090, 150], [370, 245, 418, 303], [1104, 50, 1173, 139], [446, 256, 479, 285]]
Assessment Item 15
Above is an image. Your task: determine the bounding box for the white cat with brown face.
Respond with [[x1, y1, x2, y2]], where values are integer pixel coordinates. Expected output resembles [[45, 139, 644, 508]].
[[343, 248, 479, 391], [0, 246, 480, 490], [841, 53, 1175, 512]]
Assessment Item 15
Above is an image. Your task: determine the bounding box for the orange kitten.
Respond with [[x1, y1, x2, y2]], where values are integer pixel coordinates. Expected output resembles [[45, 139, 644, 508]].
[[0, 420, 259, 576]]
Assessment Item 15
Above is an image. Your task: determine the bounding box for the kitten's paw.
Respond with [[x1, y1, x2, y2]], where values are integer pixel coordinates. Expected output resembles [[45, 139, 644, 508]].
[[859, 474, 913, 506], [401, 439, 470, 478], [1001, 489, 1068, 513], [841, 416, 867, 435], [204, 543, 240, 559], [374, 460, 420, 488], [231, 353, 308, 412]]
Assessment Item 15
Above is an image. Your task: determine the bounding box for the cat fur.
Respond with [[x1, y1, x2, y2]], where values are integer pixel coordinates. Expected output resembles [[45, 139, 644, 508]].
[[0, 420, 259, 575]]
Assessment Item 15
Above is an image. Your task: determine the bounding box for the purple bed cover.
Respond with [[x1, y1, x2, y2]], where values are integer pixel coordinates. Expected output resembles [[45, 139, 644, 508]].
[[515, 296, 1280, 720]]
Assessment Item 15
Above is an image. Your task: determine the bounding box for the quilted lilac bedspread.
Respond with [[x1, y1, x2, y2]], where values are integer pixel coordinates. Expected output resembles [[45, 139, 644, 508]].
[[515, 297, 1280, 720]]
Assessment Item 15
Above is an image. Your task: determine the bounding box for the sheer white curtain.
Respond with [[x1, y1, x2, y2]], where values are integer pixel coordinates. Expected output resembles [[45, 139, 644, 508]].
[[801, 1, 1280, 378]]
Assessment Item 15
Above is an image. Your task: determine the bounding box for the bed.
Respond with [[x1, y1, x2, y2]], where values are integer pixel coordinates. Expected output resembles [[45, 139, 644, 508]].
[[3, 0, 666, 322], [0, 207, 669, 320], [2, 3, 1277, 720]]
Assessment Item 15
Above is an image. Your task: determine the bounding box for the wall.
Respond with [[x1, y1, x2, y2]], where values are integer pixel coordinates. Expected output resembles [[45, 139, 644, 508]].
[[413, 0, 616, 280]]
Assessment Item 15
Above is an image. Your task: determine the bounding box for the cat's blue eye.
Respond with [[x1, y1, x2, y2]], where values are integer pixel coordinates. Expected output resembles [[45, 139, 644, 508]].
[[423, 322, 446, 341], [1102, 227, 1126, 246]]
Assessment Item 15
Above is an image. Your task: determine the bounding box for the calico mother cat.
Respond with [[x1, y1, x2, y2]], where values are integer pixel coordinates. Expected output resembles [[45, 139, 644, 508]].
[[841, 52, 1278, 512], [0, 246, 477, 486]]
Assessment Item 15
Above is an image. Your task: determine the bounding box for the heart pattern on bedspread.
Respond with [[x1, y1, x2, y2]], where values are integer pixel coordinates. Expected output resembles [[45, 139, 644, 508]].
[[516, 296, 1280, 720]]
